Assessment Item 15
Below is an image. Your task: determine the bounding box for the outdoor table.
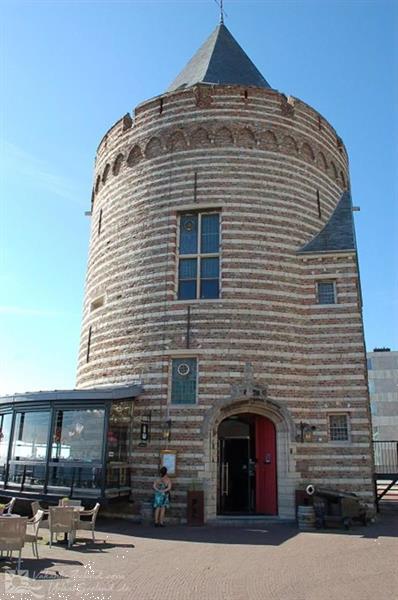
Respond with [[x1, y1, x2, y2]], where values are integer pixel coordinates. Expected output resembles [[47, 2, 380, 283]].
[[60, 506, 84, 544]]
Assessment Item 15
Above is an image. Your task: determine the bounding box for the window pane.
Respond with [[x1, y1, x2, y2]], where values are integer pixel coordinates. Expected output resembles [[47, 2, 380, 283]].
[[178, 259, 197, 299], [318, 282, 335, 304], [200, 257, 219, 298], [0, 413, 12, 463], [108, 401, 131, 462], [51, 409, 105, 462], [201, 257, 219, 279], [11, 411, 50, 461], [0, 413, 12, 482], [180, 214, 198, 254], [179, 258, 197, 279], [201, 279, 219, 299], [201, 213, 219, 253], [178, 281, 196, 300], [171, 358, 197, 404]]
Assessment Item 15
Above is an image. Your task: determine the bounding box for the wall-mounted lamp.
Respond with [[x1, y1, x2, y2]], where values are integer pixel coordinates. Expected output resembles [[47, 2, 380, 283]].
[[139, 412, 152, 446], [297, 421, 316, 443]]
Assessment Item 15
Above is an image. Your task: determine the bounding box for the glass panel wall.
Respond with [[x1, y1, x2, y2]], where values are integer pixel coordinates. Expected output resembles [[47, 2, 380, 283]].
[[0, 400, 133, 499], [48, 408, 105, 495], [8, 410, 51, 491], [0, 413, 12, 484], [106, 401, 132, 492], [51, 408, 105, 462]]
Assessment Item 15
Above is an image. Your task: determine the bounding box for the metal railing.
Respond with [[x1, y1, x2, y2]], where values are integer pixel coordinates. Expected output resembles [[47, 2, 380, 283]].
[[373, 441, 398, 475]]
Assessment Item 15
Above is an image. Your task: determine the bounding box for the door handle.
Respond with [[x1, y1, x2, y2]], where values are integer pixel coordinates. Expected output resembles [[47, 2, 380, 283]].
[[225, 462, 229, 496]]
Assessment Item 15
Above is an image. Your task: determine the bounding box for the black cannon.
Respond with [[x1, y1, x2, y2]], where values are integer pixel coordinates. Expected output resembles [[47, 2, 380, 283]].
[[306, 485, 369, 530]]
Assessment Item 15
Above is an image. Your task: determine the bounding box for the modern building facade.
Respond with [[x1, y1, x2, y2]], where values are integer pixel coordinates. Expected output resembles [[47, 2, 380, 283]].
[[0, 23, 375, 519], [368, 350, 398, 440]]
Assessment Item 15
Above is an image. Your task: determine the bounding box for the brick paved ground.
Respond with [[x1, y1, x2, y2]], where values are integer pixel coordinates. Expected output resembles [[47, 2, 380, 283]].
[[1, 514, 397, 600]]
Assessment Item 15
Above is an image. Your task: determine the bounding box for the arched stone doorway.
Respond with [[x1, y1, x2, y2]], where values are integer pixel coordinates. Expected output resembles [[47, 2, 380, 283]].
[[202, 398, 298, 521], [218, 413, 277, 515]]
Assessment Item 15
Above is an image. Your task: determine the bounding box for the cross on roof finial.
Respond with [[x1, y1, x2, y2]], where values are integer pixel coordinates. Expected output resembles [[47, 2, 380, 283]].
[[220, 0, 224, 24]]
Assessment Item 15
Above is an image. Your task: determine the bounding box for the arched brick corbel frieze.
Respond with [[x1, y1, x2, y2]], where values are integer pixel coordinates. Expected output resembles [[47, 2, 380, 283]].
[[112, 153, 124, 176], [282, 135, 299, 156], [236, 126, 256, 148], [300, 141, 315, 163], [259, 130, 279, 151], [127, 144, 143, 167], [145, 136, 163, 159], [214, 126, 234, 146], [190, 126, 211, 147], [167, 129, 188, 152]]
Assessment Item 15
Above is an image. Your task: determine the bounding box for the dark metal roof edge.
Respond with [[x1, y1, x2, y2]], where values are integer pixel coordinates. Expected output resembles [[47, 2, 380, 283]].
[[297, 248, 357, 256], [0, 383, 144, 406]]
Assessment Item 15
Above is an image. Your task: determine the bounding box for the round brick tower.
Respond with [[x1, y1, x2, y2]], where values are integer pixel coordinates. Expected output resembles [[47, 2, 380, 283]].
[[77, 24, 374, 521]]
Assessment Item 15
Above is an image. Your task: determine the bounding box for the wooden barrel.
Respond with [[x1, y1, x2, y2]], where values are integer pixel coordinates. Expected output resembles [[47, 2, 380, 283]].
[[297, 505, 316, 530]]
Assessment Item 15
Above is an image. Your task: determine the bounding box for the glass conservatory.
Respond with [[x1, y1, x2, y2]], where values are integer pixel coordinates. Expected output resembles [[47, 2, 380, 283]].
[[0, 384, 142, 502]]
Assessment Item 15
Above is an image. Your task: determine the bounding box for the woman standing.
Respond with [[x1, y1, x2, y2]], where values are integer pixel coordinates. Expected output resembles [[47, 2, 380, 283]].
[[153, 466, 172, 526]]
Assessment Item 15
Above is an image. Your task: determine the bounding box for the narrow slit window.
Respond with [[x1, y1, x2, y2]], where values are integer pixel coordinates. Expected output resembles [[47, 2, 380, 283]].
[[316, 190, 321, 218], [86, 326, 92, 363], [98, 208, 103, 236]]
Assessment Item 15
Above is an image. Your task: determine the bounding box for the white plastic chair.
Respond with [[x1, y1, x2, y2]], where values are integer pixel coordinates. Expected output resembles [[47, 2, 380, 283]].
[[0, 516, 28, 571], [25, 509, 44, 558], [48, 507, 76, 549], [75, 503, 100, 542]]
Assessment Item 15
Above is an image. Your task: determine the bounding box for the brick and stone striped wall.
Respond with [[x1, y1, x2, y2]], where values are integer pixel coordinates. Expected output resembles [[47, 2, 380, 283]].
[[76, 84, 374, 520]]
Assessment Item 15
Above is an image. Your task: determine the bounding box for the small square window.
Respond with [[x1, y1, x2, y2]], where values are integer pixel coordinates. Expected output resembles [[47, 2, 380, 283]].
[[317, 281, 336, 304], [170, 358, 197, 404], [328, 414, 349, 441]]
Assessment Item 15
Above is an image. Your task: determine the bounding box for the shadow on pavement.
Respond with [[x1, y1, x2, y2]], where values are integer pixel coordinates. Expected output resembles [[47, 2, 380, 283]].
[[95, 517, 300, 546], [0, 557, 82, 580], [94, 512, 398, 546]]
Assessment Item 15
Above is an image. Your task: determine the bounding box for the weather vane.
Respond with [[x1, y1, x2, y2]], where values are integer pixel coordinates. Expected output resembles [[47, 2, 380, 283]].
[[214, 0, 226, 24]]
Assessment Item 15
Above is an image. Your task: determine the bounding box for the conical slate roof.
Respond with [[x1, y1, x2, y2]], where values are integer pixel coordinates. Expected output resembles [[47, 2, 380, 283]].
[[167, 23, 271, 92], [298, 191, 356, 254]]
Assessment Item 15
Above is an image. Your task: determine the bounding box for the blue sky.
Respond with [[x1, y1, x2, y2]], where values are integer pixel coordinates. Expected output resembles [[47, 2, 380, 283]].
[[1, 0, 397, 395]]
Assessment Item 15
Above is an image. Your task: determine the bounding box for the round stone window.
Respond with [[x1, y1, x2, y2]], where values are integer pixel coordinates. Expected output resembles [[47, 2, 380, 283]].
[[177, 363, 190, 376]]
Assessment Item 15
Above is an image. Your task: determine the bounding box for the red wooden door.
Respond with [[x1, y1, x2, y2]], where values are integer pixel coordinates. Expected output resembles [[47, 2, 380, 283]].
[[255, 416, 277, 514]]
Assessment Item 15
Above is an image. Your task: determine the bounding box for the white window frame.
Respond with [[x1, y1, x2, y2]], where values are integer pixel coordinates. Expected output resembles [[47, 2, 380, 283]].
[[176, 211, 221, 300]]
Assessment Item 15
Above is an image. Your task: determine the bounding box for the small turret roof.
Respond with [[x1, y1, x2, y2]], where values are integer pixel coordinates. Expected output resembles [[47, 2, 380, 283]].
[[167, 23, 271, 92], [298, 191, 356, 254]]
